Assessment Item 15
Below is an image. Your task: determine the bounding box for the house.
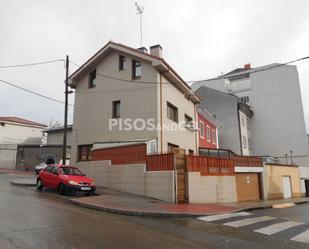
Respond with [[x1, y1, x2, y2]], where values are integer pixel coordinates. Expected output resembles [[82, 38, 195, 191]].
[[0, 116, 46, 144], [43, 125, 73, 146], [0, 116, 47, 169], [192, 63, 309, 195], [197, 107, 221, 150], [68, 41, 200, 165], [194, 86, 253, 156]]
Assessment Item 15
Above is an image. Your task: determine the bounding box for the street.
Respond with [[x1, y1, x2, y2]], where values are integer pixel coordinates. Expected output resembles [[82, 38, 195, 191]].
[[1, 173, 309, 249]]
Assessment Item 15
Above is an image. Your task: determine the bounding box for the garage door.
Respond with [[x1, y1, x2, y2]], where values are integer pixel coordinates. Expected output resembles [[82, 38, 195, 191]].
[[236, 173, 261, 201]]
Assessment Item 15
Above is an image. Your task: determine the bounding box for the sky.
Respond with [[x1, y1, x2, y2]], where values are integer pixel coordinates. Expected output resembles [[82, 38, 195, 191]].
[[0, 0, 309, 131]]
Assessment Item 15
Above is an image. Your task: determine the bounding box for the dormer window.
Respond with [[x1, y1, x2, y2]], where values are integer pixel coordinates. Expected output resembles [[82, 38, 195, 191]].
[[132, 60, 141, 79], [89, 69, 96, 88], [119, 55, 127, 71]]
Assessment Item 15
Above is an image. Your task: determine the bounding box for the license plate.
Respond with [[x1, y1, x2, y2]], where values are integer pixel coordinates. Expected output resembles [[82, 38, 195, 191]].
[[81, 186, 91, 191]]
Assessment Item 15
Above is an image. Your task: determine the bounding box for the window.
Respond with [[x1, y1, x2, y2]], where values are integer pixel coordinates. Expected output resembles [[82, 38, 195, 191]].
[[241, 96, 249, 103], [167, 102, 178, 123], [199, 121, 205, 138], [212, 129, 216, 144], [184, 114, 193, 130], [119, 55, 127, 71], [248, 138, 252, 150], [112, 100, 121, 118], [78, 145, 92, 161], [167, 143, 179, 153], [89, 69, 96, 88], [44, 166, 53, 173], [0, 122, 5, 127], [242, 136, 247, 149], [132, 60, 141, 79], [51, 167, 58, 175], [246, 117, 250, 130], [206, 125, 211, 142]]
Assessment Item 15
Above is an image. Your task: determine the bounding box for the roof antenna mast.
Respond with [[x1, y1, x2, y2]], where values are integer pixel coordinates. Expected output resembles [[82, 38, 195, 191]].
[[135, 2, 144, 47]]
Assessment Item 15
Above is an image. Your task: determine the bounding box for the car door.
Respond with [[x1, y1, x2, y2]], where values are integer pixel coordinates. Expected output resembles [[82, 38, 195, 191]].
[[49, 167, 60, 189], [40, 165, 53, 188]]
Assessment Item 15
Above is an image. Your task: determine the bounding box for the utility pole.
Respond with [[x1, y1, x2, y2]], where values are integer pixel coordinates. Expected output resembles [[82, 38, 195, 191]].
[[135, 2, 144, 47], [62, 55, 69, 165]]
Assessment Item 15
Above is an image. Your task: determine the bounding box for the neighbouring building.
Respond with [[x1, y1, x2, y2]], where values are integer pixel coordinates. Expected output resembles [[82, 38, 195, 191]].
[[197, 107, 221, 150], [192, 63, 309, 194], [68, 41, 200, 165], [195, 86, 253, 156], [44, 125, 73, 146], [0, 116, 46, 144], [0, 116, 47, 169]]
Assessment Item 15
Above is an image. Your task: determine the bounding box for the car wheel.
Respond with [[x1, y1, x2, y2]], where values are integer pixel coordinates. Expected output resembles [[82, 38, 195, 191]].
[[36, 179, 43, 190], [58, 183, 66, 195]]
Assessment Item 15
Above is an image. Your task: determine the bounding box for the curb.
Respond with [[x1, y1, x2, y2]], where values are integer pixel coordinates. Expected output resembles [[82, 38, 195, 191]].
[[67, 198, 309, 218], [10, 181, 36, 187], [67, 199, 222, 218]]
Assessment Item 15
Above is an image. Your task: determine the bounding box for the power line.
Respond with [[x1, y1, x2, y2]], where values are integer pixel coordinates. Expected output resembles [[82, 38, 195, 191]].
[[0, 79, 74, 107], [0, 59, 65, 69], [70, 56, 309, 86]]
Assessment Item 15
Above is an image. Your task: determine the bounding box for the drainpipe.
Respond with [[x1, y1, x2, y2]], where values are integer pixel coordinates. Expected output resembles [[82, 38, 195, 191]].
[[160, 73, 163, 153], [237, 105, 243, 156], [194, 103, 198, 153]]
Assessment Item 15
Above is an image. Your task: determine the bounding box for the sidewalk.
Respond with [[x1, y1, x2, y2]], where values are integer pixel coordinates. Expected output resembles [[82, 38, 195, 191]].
[[0, 167, 35, 176], [68, 188, 309, 217]]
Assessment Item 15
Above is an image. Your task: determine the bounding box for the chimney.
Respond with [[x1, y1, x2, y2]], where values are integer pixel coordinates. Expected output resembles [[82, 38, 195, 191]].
[[137, 47, 148, 53], [150, 44, 162, 58], [244, 63, 251, 69]]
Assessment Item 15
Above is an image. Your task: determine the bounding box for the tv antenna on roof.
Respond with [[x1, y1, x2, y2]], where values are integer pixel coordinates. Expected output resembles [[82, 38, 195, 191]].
[[135, 2, 144, 47]]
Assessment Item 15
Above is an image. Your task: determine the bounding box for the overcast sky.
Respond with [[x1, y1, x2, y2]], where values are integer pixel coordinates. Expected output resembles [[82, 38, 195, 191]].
[[0, 0, 309, 131]]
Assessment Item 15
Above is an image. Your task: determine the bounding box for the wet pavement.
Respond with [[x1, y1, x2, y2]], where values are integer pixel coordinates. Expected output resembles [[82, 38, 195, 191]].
[[1, 173, 309, 249]]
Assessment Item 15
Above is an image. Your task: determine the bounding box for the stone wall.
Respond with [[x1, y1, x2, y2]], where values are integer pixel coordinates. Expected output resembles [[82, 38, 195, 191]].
[[187, 172, 237, 203], [77, 161, 175, 203]]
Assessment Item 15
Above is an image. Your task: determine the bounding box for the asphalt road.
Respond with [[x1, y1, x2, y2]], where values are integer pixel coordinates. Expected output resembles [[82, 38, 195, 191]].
[[1, 173, 309, 249]]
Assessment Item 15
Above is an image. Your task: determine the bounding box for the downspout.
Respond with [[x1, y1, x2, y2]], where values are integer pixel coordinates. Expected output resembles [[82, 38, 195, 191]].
[[194, 103, 198, 153], [160, 73, 163, 153], [237, 104, 243, 156]]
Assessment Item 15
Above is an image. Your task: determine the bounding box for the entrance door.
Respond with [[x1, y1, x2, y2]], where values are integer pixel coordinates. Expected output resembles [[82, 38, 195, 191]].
[[282, 176, 292, 199], [236, 173, 261, 201]]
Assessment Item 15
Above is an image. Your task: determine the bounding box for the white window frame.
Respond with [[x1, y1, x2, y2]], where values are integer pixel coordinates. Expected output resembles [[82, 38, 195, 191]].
[[212, 129, 216, 145], [199, 121, 205, 138], [206, 125, 211, 142], [242, 136, 247, 149]]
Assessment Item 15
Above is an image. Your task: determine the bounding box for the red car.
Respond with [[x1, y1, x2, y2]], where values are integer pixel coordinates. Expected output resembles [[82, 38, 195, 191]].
[[36, 164, 96, 195]]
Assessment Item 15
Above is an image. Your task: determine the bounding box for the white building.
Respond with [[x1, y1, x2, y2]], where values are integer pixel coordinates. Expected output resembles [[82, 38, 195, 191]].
[[0, 116, 47, 169], [192, 63, 309, 193], [68, 42, 200, 165]]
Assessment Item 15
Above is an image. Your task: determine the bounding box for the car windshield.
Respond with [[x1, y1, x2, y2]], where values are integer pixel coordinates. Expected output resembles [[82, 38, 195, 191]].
[[60, 167, 84, 176]]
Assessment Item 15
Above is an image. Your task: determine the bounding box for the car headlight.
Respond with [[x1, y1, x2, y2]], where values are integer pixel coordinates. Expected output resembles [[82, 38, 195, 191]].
[[68, 180, 79, 185]]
